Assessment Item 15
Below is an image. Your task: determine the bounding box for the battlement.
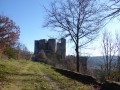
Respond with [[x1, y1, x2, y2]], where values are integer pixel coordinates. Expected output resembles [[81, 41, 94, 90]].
[[34, 38, 66, 60]]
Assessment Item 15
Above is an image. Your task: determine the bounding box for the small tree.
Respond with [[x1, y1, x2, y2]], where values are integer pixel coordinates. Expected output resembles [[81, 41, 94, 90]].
[[44, 0, 103, 72], [116, 33, 120, 71], [15, 43, 32, 60], [21, 44, 31, 60], [4, 47, 16, 59], [0, 15, 20, 55], [102, 31, 118, 78]]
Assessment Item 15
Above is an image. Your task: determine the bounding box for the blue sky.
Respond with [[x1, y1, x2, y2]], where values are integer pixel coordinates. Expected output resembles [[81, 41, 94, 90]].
[[0, 0, 55, 52], [0, 0, 120, 56]]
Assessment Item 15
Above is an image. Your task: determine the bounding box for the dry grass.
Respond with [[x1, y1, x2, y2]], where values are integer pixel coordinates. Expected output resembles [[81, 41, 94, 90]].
[[0, 59, 93, 90]]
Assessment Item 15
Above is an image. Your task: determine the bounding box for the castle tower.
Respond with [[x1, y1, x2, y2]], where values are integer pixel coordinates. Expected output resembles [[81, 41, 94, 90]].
[[56, 38, 66, 59], [34, 40, 39, 55], [61, 38, 66, 58], [56, 42, 61, 56], [34, 39, 47, 55], [33, 38, 66, 61], [39, 39, 47, 50], [48, 39, 56, 53]]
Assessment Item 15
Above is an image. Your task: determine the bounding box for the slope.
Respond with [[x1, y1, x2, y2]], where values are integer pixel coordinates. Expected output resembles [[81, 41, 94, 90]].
[[0, 59, 93, 90]]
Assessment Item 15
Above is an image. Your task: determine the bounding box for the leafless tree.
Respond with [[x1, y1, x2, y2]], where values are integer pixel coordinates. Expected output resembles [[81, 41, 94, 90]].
[[15, 43, 32, 60], [102, 31, 118, 77], [102, 0, 120, 20], [116, 33, 120, 71], [44, 0, 103, 72]]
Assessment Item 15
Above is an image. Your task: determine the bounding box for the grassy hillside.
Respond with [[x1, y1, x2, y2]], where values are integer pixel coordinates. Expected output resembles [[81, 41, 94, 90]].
[[0, 59, 93, 90]]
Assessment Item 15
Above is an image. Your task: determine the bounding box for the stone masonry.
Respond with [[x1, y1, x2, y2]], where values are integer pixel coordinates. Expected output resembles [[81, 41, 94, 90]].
[[34, 38, 66, 60]]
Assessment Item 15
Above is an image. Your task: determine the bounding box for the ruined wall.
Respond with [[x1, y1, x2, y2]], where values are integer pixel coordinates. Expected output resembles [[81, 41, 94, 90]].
[[61, 38, 66, 58], [56, 38, 66, 59], [33, 38, 87, 74], [48, 39, 56, 53], [34, 38, 66, 61], [34, 39, 47, 54], [34, 40, 39, 55]]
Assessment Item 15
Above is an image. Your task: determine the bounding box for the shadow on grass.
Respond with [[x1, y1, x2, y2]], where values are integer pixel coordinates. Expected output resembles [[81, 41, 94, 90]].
[[3, 72, 44, 83]]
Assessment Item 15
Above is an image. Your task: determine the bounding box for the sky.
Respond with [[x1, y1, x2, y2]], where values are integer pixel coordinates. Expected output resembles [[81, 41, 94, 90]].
[[0, 0, 54, 51], [0, 0, 120, 56]]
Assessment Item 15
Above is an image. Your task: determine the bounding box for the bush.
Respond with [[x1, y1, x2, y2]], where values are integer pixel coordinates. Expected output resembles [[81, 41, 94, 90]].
[[4, 47, 16, 59], [108, 71, 120, 82], [0, 54, 8, 60]]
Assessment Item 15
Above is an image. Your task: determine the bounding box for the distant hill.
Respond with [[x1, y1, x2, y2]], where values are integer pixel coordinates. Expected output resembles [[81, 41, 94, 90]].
[[87, 56, 118, 69]]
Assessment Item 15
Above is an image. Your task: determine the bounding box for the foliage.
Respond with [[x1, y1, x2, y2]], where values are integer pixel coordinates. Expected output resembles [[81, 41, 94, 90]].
[[93, 69, 106, 83], [4, 47, 16, 59], [117, 56, 120, 71], [0, 42, 32, 60], [0, 15, 20, 54], [15, 43, 32, 60], [108, 70, 120, 82]]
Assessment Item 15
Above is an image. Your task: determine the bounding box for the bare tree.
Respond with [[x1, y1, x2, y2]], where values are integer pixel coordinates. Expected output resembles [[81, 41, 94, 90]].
[[110, 0, 120, 17], [44, 0, 103, 72], [15, 43, 32, 60], [102, 0, 120, 20], [116, 33, 120, 71], [117, 56, 120, 71], [102, 31, 118, 77]]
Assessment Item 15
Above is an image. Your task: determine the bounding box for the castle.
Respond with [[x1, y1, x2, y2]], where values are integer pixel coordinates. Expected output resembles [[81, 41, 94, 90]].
[[34, 38, 66, 61], [33, 38, 87, 73]]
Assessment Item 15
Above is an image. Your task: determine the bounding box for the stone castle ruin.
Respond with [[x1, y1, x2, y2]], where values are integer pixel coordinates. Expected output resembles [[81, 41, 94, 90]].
[[33, 38, 66, 61], [33, 38, 87, 73]]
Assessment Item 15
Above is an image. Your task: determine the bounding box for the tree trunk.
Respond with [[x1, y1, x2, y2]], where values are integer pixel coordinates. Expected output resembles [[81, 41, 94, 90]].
[[105, 55, 109, 79], [76, 49, 80, 72], [118, 56, 120, 71], [76, 41, 80, 72], [108, 58, 112, 76]]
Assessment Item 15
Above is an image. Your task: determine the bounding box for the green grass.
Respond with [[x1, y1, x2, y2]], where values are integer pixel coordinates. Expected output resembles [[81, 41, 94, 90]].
[[0, 59, 93, 90]]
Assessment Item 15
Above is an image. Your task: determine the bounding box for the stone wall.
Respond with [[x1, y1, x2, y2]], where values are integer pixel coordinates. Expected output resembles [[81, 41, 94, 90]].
[[56, 38, 66, 59], [48, 39, 56, 53], [53, 68, 120, 90], [53, 67, 99, 85], [33, 38, 66, 61]]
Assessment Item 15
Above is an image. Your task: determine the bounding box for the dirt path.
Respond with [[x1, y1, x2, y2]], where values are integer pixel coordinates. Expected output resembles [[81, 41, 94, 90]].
[[0, 60, 93, 90], [1, 61, 61, 90], [1, 62, 33, 90], [35, 64, 61, 90]]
